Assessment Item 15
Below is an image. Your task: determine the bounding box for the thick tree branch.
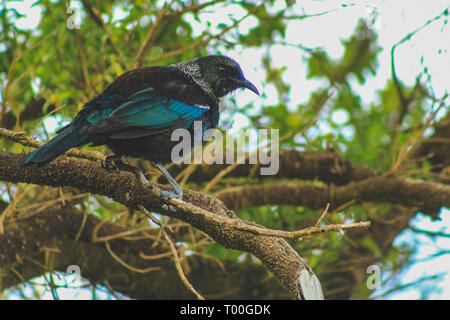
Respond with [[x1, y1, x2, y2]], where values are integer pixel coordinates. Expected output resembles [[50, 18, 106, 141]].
[[169, 149, 379, 186], [215, 176, 450, 217], [0, 206, 287, 299], [0, 128, 377, 186], [0, 152, 317, 299]]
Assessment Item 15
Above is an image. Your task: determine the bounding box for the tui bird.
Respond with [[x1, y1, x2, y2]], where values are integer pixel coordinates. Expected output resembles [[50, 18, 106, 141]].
[[19, 55, 259, 200]]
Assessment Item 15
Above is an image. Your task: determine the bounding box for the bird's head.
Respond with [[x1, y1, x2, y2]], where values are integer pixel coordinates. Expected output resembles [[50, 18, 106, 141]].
[[176, 55, 259, 98]]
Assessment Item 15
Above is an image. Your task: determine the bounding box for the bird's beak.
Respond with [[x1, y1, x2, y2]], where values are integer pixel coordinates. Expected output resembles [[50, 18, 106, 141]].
[[235, 78, 259, 96]]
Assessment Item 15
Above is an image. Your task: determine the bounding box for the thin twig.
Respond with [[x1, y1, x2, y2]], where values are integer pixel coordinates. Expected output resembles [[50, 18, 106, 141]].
[[81, 0, 129, 69], [203, 131, 295, 193], [0, 127, 106, 162], [176, 163, 198, 188], [95, 226, 156, 243], [0, 30, 57, 126], [0, 47, 20, 126], [73, 29, 93, 97], [389, 97, 446, 173], [139, 250, 173, 260], [145, 10, 251, 65], [0, 184, 28, 234], [134, 1, 175, 68], [105, 240, 160, 274], [166, 0, 224, 19], [162, 228, 205, 300], [139, 205, 205, 300], [315, 203, 330, 227], [74, 206, 89, 242], [239, 221, 371, 240], [164, 197, 371, 240]]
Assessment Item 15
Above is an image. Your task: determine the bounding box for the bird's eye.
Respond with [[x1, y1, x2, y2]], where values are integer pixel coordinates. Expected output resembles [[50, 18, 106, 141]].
[[218, 65, 227, 74]]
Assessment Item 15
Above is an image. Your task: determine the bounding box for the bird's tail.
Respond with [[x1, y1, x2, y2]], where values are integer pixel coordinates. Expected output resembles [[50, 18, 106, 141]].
[[19, 126, 88, 166]]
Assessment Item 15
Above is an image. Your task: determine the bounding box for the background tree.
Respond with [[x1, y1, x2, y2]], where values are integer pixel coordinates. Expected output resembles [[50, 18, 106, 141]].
[[0, 0, 449, 299]]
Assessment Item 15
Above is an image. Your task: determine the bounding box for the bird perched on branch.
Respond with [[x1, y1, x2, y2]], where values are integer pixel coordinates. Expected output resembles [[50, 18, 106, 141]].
[[19, 55, 259, 200]]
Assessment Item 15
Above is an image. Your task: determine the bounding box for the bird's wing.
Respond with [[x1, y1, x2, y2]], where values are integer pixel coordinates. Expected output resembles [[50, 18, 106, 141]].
[[86, 87, 209, 139]]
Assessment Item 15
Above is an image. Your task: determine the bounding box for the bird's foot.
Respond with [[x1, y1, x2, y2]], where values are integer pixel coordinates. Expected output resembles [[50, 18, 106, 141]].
[[153, 163, 184, 203], [102, 155, 124, 174], [102, 156, 150, 185], [133, 168, 150, 186], [160, 189, 183, 213], [160, 189, 183, 202]]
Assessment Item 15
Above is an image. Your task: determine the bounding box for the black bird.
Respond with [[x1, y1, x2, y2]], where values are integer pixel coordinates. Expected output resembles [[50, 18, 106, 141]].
[[19, 55, 259, 200]]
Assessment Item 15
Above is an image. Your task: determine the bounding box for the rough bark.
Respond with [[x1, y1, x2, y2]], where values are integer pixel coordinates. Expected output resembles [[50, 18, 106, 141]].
[[0, 206, 287, 299], [0, 152, 313, 299]]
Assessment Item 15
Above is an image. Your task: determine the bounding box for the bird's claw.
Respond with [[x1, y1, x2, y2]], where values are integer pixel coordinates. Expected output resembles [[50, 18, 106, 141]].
[[161, 203, 178, 212], [161, 189, 183, 202], [102, 156, 123, 174], [153, 163, 183, 203], [135, 169, 150, 186]]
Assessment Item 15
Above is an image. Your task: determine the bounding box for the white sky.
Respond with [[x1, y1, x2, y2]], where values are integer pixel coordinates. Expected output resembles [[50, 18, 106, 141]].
[[4, 0, 450, 300]]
